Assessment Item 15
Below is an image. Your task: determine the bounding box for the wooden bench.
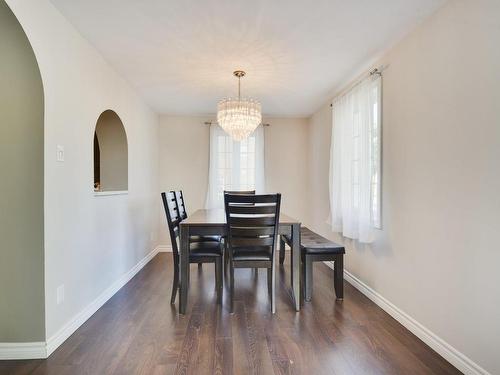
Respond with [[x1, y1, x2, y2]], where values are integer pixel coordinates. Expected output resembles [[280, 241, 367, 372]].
[[280, 227, 345, 302]]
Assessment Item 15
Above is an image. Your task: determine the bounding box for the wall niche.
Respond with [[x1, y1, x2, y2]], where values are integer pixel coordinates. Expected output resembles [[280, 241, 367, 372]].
[[93, 110, 128, 193]]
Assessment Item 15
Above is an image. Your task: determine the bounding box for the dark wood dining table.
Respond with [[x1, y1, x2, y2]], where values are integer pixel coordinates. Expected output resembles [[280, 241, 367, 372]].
[[178, 208, 301, 314]]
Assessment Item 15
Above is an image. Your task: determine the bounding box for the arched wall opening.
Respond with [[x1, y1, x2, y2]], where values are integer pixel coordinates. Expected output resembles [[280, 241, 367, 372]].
[[93, 110, 128, 192], [0, 0, 45, 342]]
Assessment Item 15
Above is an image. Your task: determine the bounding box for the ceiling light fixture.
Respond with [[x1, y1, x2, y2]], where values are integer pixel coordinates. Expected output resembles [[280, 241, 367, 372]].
[[217, 70, 262, 141]]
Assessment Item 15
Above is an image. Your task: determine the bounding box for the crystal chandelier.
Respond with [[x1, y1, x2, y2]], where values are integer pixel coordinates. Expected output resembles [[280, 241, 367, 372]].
[[217, 70, 262, 141]]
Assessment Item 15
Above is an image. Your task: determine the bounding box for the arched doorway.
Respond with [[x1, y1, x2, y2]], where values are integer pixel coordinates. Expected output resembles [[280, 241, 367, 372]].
[[0, 0, 45, 342]]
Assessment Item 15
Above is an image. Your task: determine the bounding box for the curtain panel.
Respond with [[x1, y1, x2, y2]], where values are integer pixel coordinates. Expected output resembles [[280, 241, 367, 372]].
[[329, 75, 381, 243]]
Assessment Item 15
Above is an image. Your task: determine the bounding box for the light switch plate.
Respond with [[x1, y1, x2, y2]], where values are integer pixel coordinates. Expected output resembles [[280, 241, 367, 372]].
[[56, 145, 64, 162]]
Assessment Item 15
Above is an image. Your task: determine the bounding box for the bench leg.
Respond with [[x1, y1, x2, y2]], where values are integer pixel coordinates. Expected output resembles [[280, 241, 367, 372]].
[[279, 236, 285, 265], [334, 255, 344, 300], [304, 255, 313, 302]]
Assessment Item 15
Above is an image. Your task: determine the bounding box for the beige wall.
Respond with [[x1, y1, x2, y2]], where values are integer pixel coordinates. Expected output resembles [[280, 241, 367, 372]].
[[95, 110, 128, 191], [263, 117, 310, 224], [0, 0, 45, 342], [159, 115, 309, 245], [308, 1, 500, 373]]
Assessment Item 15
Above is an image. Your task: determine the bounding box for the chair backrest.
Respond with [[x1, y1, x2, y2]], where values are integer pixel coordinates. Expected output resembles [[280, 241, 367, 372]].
[[161, 191, 181, 256], [224, 190, 256, 195], [224, 190, 256, 207], [224, 193, 281, 259], [173, 190, 187, 220]]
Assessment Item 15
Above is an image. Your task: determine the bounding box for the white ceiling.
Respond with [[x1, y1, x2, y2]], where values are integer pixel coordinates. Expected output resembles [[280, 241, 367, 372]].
[[49, 0, 445, 117]]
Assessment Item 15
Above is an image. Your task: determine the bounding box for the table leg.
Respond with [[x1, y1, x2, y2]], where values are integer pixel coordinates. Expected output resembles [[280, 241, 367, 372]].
[[291, 223, 301, 311], [179, 225, 189, 314]]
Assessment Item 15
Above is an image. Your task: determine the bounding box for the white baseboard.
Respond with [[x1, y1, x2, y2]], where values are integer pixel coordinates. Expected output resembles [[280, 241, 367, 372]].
[[156, 244, 172, 252], [0, 342, 46, 360], [324, 262, 490, 375], [0, 246, 162, 361]]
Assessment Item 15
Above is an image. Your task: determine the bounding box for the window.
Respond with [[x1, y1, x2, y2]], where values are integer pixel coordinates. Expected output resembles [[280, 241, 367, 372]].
[[93, 110, 128, 193], [205, 124, 265, 208], [329, 74, 381, 243]]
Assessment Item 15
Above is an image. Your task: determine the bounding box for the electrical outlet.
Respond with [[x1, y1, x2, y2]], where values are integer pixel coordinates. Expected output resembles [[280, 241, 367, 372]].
[[56, 284, 65, 305]]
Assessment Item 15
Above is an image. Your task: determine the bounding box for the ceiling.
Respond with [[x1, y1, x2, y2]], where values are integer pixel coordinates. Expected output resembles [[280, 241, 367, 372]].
[[49, 0, 445, 117]]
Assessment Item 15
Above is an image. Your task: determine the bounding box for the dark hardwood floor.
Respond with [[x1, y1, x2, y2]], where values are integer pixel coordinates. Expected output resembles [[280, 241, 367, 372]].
[[0, 252, 460, 375]]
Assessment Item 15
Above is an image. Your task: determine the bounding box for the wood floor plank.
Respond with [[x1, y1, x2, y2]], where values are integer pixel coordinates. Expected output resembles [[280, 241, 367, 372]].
[[0, 253, 462, 375], [174, 310, 204, 375], [213, 337, 233, 375]]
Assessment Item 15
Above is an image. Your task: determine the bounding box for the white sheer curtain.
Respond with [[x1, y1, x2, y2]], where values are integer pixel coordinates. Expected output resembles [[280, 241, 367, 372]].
[[205, 124, 265, 209], [329, 75, 381, 243]]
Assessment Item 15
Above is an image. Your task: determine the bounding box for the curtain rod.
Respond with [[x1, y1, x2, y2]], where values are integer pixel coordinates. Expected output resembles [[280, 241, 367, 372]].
[[330, 67, 383, 107], [204, 121, 270, 127]]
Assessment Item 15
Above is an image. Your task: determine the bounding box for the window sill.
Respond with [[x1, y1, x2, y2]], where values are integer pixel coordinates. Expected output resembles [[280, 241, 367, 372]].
[[94, 190, 128, 197]]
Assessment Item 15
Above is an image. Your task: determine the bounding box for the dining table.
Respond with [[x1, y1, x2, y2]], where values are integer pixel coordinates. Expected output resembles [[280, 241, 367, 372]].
[[178, 208, 301, 314]]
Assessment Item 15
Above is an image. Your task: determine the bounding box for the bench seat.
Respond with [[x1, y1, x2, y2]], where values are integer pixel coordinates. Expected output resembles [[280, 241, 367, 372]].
[[280, 226, 344, 302], [282, 227, 345, 255]]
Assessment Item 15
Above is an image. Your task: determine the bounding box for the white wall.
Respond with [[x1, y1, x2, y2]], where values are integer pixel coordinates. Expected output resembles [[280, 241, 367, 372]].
[[6, 0, 160, 343], [158, 115, 309, 245], [308, 1, 500, 373]]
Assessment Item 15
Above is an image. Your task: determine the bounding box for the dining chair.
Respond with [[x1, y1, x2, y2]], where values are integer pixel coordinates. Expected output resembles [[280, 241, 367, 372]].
[[161, 192, 223, 305], [222, 190, 256, 270], [173, 190, 220, 243], [174, 190, 188, 220], [224, 193, 281, 313]]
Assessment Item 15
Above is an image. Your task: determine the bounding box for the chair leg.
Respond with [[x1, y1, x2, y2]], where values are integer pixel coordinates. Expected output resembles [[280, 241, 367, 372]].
[[334, 255, 344, 300], [229, 259, 235, 313], [267, 267, 272, 296], [224, 240, 229, 275], [300, 255, 305, 302], [279, 236, 285, 265], [271, 262, 276, 314], [215, 258, 222, 304], [304, 255, 313, 302], [170, 259, 179, 304]]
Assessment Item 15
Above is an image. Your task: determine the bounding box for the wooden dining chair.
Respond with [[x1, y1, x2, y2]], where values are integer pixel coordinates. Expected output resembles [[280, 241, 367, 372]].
[[173, 190, 220, 243], [222, 190, 256, 270], [174, 190, 188, 220], [224, 193, 281, 313], [161, 192, 223, 305]]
